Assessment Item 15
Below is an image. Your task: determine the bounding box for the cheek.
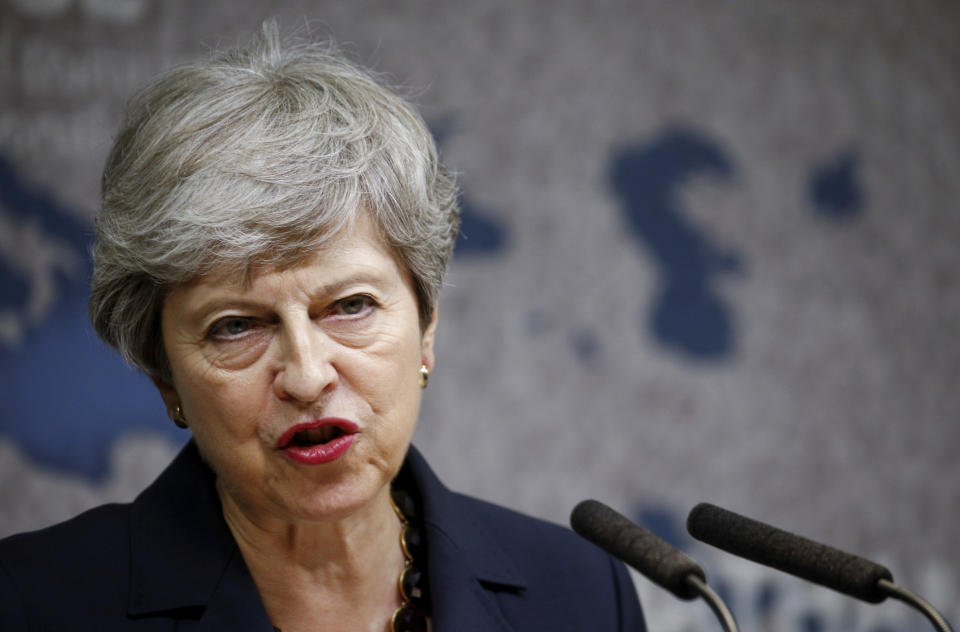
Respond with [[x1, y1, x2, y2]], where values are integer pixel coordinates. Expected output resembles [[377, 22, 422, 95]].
[[352, 323, 423, 387], [180, 369, 267, 442], [351, 344, 423, 424]]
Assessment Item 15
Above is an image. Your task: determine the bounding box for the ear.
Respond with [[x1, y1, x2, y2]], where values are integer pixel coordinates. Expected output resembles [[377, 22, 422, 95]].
[[151, 375, 180, 415], [420, 305, 439, 372]]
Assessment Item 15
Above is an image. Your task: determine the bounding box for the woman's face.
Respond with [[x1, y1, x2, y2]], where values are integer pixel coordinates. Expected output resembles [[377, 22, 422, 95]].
[[156, 213, 436, 524]]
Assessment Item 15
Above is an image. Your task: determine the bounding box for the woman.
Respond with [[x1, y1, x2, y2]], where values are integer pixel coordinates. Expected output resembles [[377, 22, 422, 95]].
[[0, 24, 644, 631]]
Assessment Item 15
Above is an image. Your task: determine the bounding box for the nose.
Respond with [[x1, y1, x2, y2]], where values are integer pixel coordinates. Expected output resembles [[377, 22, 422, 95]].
[[273, 318, 338, 403]]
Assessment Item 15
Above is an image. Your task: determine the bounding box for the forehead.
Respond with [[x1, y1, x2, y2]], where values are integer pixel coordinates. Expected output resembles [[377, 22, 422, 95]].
[[194, 211, 402, 291], [163, 221, 413, 326]]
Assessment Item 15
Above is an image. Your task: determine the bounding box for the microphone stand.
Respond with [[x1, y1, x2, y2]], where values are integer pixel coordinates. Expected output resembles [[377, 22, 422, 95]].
[[684, 574, 739, 632], [877, 579, 955, 632]]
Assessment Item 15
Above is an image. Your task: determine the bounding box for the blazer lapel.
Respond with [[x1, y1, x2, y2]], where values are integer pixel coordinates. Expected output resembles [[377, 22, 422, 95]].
[[403, 447, 527, 632], [127, 440, 274, 631], [176, 549, 275, 632], [424, 526, 519, 632]]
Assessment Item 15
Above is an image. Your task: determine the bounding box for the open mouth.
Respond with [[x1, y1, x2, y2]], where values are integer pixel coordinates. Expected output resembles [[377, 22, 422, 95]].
[[277, 419, 358, 465], [291, 426, 345, 447], [276, 418, 359, 451]]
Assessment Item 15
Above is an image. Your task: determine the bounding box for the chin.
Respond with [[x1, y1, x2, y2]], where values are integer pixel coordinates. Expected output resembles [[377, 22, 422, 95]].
[[280, 469, 390, 523]]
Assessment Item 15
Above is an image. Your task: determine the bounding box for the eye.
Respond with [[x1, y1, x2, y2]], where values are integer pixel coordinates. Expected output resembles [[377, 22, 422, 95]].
[[208, 317, 255, 340], [331, 295, 375, 317]]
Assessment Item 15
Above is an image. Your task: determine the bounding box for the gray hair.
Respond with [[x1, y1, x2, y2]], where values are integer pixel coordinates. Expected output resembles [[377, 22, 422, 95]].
[[90, 22, 459, 382]]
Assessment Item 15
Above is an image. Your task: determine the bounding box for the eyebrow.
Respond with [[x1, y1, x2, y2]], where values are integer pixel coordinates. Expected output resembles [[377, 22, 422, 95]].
[[184, 271, 392, 326]]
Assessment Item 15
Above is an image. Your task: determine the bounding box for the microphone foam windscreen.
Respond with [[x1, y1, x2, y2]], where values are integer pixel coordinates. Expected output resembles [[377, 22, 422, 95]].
[[571, 499, 705, 600], [687, 502, 893, 603]]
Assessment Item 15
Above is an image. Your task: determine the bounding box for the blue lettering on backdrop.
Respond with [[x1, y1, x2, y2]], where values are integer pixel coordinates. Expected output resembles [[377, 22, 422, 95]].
[[0, 155, 180, 480], [809, 149, 864, 220], [609, 128, 742, 360]]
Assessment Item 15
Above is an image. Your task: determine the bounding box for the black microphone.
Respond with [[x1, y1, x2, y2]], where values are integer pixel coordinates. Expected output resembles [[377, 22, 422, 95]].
[[687, 502, 954, 632], [571, 499, 739, 632], [687, 501, 890, 601], [572, 499, 704, 599]]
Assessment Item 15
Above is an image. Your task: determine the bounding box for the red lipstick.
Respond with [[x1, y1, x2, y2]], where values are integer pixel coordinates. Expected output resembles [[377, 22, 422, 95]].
[[275, 418, 358, 465]]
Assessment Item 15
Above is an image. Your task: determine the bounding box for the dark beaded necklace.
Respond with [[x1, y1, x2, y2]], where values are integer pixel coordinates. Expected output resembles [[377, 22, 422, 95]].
[[271, 485, 430, 632], [389, 486, 430, 631]]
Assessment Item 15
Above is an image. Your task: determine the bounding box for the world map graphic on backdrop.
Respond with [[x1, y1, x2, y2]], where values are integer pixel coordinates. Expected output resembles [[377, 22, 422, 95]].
[[609, 127, 742, 360], [0, 130, 868, 479], [2, 129, 953, 630], [0, 154, 178, 480], [1, 2, 956, 629]]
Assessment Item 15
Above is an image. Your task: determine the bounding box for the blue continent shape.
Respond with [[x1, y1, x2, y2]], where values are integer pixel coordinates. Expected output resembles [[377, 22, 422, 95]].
[[0, 155, 182, 481], [609, 128, 742, 359], [809, 148, 865, 219], [455, 193, 507, 256], [429, 119, 507, 257]]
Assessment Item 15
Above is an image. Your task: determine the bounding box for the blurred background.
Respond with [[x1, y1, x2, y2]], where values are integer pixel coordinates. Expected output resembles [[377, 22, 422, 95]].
[[1, 1, 957, 629]]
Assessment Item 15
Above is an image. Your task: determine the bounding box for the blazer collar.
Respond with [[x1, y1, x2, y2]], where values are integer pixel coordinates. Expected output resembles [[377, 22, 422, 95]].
[[126, 441, 526, 631]]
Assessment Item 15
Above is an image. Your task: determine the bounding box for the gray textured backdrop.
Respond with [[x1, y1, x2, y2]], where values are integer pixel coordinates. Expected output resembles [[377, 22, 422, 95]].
[[1, 1, 957, 629]]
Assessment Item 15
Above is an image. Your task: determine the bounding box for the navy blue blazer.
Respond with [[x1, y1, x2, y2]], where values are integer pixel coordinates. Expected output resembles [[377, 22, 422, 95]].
[[0, 441, 645, 631]]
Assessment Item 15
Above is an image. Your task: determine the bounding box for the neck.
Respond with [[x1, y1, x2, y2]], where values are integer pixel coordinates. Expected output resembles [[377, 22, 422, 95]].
[[219, 483, 405, 632]]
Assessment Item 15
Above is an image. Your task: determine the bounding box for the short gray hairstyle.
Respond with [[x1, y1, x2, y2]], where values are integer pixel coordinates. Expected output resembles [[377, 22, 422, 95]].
[[90, 22, 459, 382]]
